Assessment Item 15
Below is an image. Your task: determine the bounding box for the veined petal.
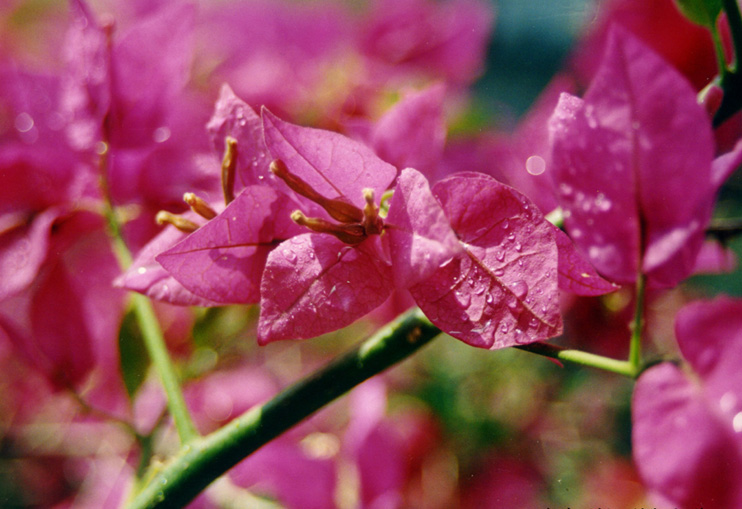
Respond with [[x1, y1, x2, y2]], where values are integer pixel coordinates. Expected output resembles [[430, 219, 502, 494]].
[[157, 187, 302, 304], [258, 234, 392, 343]]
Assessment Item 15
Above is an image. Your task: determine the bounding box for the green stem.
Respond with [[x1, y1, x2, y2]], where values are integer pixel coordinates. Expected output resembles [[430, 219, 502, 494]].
[[127, 308, 440, 509], [711, 22, 730, 80], [723, 0, 742, 70], [515, 342, 638, 378], [628, 273, 646, 374], [130, 292, 200, 443], [714, 0, 742, 125], [101, 152, 199, 445]]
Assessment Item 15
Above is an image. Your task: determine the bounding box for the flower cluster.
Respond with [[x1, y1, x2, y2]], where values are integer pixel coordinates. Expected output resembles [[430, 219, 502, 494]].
[[2, 0, 742, 507]]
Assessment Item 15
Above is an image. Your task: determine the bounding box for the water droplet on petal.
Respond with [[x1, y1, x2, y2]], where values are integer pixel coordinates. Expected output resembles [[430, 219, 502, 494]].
[[502, 219, 510, 230], [486, 293, 494, 304], [439, 257, 453, 268], [511, 280, 528, 299], [283, 249, 297, 263], [514, 242, 522, 252], [514, 328, 525, 343], [493, 268, 504, 277], [495, 250, 505, 262], [500, 323, 509, 333]]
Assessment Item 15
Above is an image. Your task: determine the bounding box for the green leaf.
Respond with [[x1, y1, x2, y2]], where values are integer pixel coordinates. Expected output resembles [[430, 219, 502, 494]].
[[119, 312, 151, 399], [675, 0, 723, 27]]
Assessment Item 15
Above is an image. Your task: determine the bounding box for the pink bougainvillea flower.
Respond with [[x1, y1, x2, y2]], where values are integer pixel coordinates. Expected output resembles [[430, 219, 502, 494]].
[[386, 168, 614, 350], [114, 216, 222, 307], [257, 109, 398, 342], [550, 26, 742, 288], [633, 296, 742, 508], [156, 187, 302, 305]]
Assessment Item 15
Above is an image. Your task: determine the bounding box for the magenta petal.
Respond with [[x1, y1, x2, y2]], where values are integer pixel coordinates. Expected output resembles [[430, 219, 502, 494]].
[[632, 363, 742, 508], [371, 83, 446, 175], [711, 138, 742, 188], [409, 172, 561, 349], [115, 225, 220, 307], [262, 108, 397, 209], [258, 234, 392, 343], [157, 187, 301, 305], [386, 168, 462, 288], [0, 209, 58, 302], [675, 297, 742, 425], [61, 0, 111, 151], [692, 239, 737, 274], [550, 27, 715, 287], [553, 228, 618, 296], [206, 84, 273, 188], [113, 3, 194, 108]]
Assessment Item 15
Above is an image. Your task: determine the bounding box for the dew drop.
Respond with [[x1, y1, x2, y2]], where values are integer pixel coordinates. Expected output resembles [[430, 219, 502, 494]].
[[500, 323, 509, 333], [595, 193, 612, 212], [511, 280, 528, 299], [507, 232, 515, 242], [282, 249, 297, 263], [493, 268, 504, 277], [502, 219, 510, 230], [456, 290, 471, 307], [513, 328, 525, 342], [525, 155, 546, 176], [308, 251, 315, 260], [495, 250, 505, 262], [529, 318, 538, 328], [486, 293, 494, 304], [474, 286, 485, 295], [514, 242, 522, 252]]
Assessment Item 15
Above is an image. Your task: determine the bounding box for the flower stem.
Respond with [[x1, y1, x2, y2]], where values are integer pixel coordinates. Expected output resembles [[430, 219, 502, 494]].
[[100, 149, 199, 445], [714, 0, 742, 125], [723, 0, 742, 70], [126, 308, 440, 509], [515, 342, 638, 378], [130, 292, 200, 443], [628, 273, 646, 375]]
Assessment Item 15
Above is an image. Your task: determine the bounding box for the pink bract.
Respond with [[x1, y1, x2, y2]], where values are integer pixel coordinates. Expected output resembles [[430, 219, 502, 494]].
[[633, 297, 742, 508], [550, 26, 738, 288], [258, 234, 392, 343]]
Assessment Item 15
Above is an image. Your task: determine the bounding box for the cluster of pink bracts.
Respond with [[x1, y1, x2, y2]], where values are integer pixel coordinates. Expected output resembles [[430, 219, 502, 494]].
[[2, 0, 742, 506]]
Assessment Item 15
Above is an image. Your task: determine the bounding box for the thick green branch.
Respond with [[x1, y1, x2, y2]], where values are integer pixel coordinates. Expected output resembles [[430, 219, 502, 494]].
[[127, 308, 440, 509]]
